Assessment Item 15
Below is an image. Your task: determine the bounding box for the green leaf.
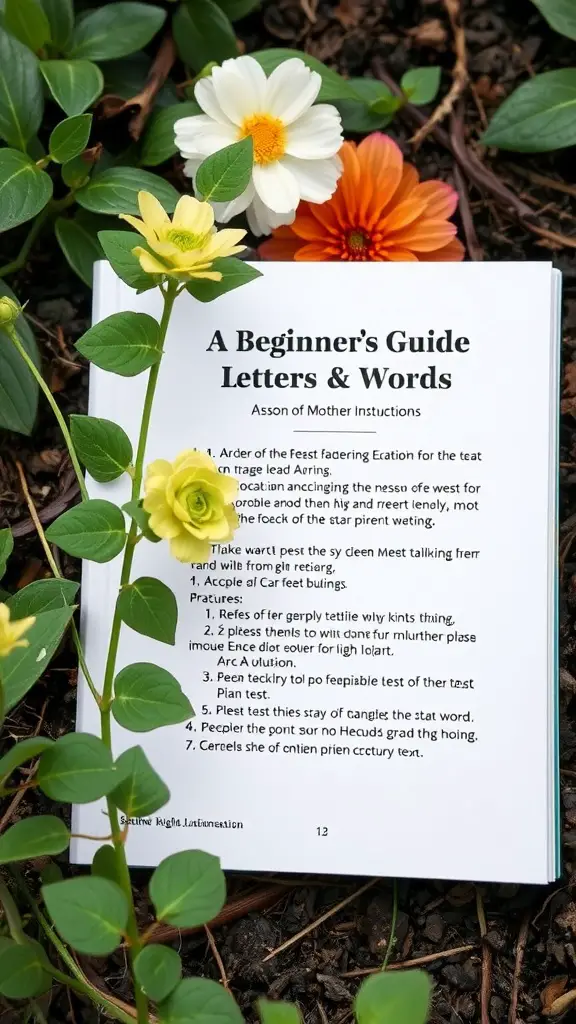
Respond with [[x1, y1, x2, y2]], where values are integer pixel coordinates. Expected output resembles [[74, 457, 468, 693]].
[[1, 605, 75, 711], [0, 939, 50, 999], [196, 136, 253, 202], [258, 1001, 302, 1024], [117, 577, 178, 645], [55, 212, 104, 286], [531, 0, 576, 39], [92, 844, 120, 884], [4, 0, 51, 53], [158, 977, 244, 1024], [253, 48, 356, 102], [0, 281, 40, 436], [354, 970, 431, 1024], [70, 415, 133, 482], [150, 850, 225, 928], [40, 59, 103, 116], [111, 745, 170, 817], [0, 149, 52, 230], [40, 0, 74, 51], [75, 311, 162, 376], [0, 736, 54, 791], [187, 257, 262, 303], [334, 78, 396, 132], [38, 732, 117, 803], [0, 815, 70, 864], [173, 0, 237, 70], [482, 69, 576, 152], [8, 578, 79, 617], [0, 528, 13, 579], [141, 100, 202, 166], [400, 66, 441, 105], [45, 498, 127, 563], [217, 0, 260, 20], [40, 860, 63, 885], [42, 876, 129, 955], [49, 113, 92, 163], [76, 166, 179, 215], [61, 154, 91, 190], [112, 662, 193, 732], [98, 230, 155, 292], [122, 500, 161, 544], [135, 945, 182, 1003], [0, 26, 43, 149], [68, 2, 166, 61]]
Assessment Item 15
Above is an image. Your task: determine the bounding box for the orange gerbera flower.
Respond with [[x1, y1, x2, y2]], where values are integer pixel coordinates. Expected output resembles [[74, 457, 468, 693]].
[[259, 133, 465, 262]]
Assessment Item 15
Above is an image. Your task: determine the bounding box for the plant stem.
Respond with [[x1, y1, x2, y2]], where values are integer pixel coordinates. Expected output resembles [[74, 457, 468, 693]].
[[0, 194, 76, 279], [382, 878, 398, 970], [5, 325, 88, 500], [99, 279, 178, 1024], [0, 880, 28, 944]]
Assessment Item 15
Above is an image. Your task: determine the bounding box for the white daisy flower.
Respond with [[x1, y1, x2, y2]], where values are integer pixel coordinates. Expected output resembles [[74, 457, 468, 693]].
[[174, 55, 344, 236]]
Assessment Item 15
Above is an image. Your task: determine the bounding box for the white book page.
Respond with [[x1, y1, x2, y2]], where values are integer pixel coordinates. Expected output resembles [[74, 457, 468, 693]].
[[72, 261, 555, 884]]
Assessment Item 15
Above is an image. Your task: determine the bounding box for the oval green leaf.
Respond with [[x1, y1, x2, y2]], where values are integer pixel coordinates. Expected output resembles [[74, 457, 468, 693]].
[[150, 849, 226, 928], [42, 875, 129, 955], [335, 78, 395, 132], [196, 136, 253, 202], [40, 59, 104, 116], [55, 213, 104, 287], [354, 970, 431, 1024], [112, 663, 193, 732], [0, 27, 43, 149], [38, 732, 117, 803], [531, 0, 576, 40], [0, 149, 52, 231], [122, 500, 162, 544], [0, 528, 13, 580], [70, 414, 133, 482], [117, 577, 178, 645], [1, 604, 75, 711], [68, 2, 167, 61], [4, 0, 51, 53], [186, 257, 261, 303], [92, 844, 120, 884], [173, 0, 237, 70], [258, 1001, 302, 1024], [400, 66, 441, 105], [0, 939, 50, 999], [253, 48, 356, 101], [45, 498, 126, 563], [49, 113, 92, 163], [141, 100, 202, 166], [75, 311, 162, 376], [98, 230, 155, 292], [218, 0, 260, 20], [8, 577, 79, 617], [40, 0, 74, 51], [0, 815, 70, 864], [0, 281, 40, 436], [482, 69, 576, 152], [158, 977, 244, 1024], [76, 166, 179, 215], [0, 736, 54, 791], [135, 945, 182, 1003], [111, 745, 170, 818]]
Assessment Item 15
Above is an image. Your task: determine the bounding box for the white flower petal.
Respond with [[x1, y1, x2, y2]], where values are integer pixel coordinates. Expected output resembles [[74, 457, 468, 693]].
[[211, 182, 255, 223], [183, 157, 202, 182], [194, 76, 234, 125], [285, 105, 343, 159], [281, 155, 342, 203], [211, 55, 268, 126], [246, 196, 296, 236], [252, 161, 300, 213], [265, 58, 321, 124], [177, 121, 238, 159]]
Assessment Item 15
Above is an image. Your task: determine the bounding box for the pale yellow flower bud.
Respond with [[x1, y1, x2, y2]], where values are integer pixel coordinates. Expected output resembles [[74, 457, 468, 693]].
[[0, 603, 35, 658], [0, 297, 20, 327]]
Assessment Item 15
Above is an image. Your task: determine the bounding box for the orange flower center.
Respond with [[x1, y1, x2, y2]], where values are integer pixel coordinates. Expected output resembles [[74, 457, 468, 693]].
[[346, 228, 371, 259], [240, 114, 286, 165]]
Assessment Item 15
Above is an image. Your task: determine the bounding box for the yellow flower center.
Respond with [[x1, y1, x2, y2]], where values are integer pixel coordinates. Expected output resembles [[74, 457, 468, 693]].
[[240, 113, 286, 165], [166, 227, 210, 252], [348, 229, 369, 253]]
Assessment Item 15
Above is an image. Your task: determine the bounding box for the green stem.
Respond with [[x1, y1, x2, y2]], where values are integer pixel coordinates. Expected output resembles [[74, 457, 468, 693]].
[[4, 324, 88, 501], [99, 279, 178, 1024], [382, 878, 398, 970], [0, 194, 75, 279], [0, 880, 28, 944]]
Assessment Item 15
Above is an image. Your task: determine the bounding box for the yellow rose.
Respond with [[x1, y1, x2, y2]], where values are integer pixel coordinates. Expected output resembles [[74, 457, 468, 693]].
[[0, 603, 35, 658], [143, 451, 239, 563]]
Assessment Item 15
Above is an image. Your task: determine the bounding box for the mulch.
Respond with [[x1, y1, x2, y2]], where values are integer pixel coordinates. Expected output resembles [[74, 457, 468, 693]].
[[2, 0, 576, 1020]]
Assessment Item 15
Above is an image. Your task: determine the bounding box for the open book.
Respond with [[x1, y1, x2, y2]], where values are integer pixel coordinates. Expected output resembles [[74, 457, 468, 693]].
[[72, 260, 561, 884]]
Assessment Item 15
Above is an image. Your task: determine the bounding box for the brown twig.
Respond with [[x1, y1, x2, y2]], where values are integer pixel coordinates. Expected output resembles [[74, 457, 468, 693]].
[[505, 164, 576, 200], [11, 479, 80, 538], [508, 911, 530, 1024], [453, 159, 483, 260], [262, 878, 377, 963], [411, 0, 468, 147], [205, 924, 229, 989], [151, 885, 288, 943], [98, 33, 177, 140], [340, 944, 477, 978], [476, 888, 492, 1024]]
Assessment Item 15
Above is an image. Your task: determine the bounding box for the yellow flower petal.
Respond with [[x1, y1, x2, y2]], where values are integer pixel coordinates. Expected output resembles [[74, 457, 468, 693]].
[[170, 531, 211, 563], [119, 214, 158, 248], [188, 270, 223, 281], [0, 604, 35, 658], [133, 247, 171, 276], [138, 191, 170, 234], [173, 451, 219, 473], [202, 229, 247, 260], [172, 195, 214, 235], [146, 506, 182, 540]]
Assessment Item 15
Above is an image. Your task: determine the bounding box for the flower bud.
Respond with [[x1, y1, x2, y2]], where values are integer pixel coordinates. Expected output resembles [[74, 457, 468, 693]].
[[0, 296, 20, 326]]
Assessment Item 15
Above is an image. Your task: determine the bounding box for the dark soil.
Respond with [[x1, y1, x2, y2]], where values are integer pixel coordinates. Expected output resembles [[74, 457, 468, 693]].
[[2, 0, 576, 1021]]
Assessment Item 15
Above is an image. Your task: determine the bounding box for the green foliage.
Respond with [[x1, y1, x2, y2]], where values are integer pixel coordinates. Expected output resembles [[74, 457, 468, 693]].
[[117, 577, 178, 645], [111, 745, 170, 816], [400, 66, 441, 104], [40, 0, 74, 51], [483, 69, 576, 151], [531, 0, 576, 39], [0, 26, 43, 149], [75, 311, 162, 376], [219, 0, 261, 19], [354, 970, 431, 1024], [258, 1001, 302, 1024], [40, 60, 104, 116], [55, 212, 104, 286], [141, 101, 202, 166], [49, 114, 92, 163], [0, 528, 13, 579], [158, 977, 244, 1024], [38, 732, 117, 803], [42, 876, 129, 955], [196, 137, 253, 202], [112, 662, 193, 732], [0, 150, 53, 231], [187, 257, 262, 302], [8, 577, 79, 616], [70, 414, 133, 482], [135, 945, 182, 1003], [122, 499, 162, 543], [4, 0, 51, 53], [1, 604, 75, 710], [0, 281, 40, 436], [150, 850, 226, 928], [254, 48, 357, 101], [0, 815, 70, 864], [46, 499, 127, 563], [92, 844, 120, 884], [98, 231, 156, 292], [335, 79, 398, 133], [76, 167, 179, 215], [0, 938, 50, 999], [68, 3, 167, 62], [173, 0, 238, 71], [0, 736, 54, 791]]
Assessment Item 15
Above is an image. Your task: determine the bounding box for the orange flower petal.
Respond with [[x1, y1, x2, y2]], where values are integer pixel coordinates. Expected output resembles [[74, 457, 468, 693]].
[[356, 133, 403, 223], [329, 142, 361, 226], [295, 242, 336, 261], [291, 213, 338, 242], [386, 219, 457, 251], [418, 237, 466, 261], [260, 228, 302, 260], [415, 180, 459, 219], [381, 248, 419, 261], [377, 195, 429, 233], [390, 163, 419, 206]]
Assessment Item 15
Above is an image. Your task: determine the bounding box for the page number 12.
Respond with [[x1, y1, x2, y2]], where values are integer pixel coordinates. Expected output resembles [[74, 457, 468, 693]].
[[316, 826, 328, 836]]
